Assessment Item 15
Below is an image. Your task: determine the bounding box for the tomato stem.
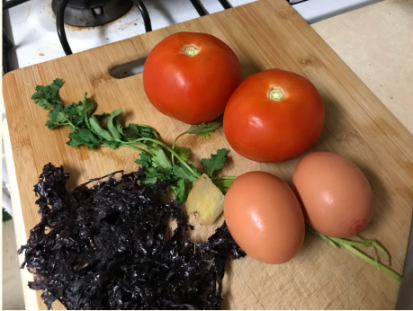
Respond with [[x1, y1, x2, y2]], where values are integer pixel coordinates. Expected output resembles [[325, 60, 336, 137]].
[[268, 86, 285, 101], [181, 44, 200, 56]]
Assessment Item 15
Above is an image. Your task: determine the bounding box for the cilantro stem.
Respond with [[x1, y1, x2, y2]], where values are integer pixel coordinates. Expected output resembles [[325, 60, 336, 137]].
[[121, 143, 147, 154], [66, 120, 77, 132], [306, 225, 402, 281], [340, 244, 401, 281], [212, 176, 237, 180], [171, 132, 187, 166], [133, 138, 200, 179]]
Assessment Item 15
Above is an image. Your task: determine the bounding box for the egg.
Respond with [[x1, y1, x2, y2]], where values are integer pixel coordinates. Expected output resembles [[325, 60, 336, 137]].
[[224, 171, 305, 264], [292, 151, 373, 238]]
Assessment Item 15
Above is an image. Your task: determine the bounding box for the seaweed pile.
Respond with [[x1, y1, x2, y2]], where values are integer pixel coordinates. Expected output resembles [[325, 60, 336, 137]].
[[18, 164, 245, 310]]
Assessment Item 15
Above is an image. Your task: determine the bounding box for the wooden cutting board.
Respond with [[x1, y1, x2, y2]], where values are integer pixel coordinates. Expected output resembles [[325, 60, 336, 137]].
[[3, 0, 413, 309]]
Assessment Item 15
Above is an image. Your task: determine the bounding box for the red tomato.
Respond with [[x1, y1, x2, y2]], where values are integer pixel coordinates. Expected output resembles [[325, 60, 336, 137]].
[[223, 69, 325, 162], [143, 32, 242, 125]]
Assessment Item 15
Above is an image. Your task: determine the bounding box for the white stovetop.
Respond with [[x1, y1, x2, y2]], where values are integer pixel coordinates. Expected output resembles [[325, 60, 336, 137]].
[[5, 0, 381, 70]]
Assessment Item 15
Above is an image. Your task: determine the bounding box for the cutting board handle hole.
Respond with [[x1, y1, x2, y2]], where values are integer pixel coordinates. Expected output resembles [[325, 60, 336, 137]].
[[109, 57, 147, 79]]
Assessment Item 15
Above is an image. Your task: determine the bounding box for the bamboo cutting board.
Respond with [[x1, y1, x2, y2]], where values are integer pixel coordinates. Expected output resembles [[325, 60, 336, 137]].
[[3, 0, 413, 309]]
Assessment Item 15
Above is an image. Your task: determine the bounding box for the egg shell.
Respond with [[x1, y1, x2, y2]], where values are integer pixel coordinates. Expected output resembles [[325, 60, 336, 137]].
[[292, 151, 373, 238], [224, 171, 305, 264]]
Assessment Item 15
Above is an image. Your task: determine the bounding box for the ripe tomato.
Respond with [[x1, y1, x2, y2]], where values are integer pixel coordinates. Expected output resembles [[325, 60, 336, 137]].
[[223, 69, 325, 162], [143, 32, 242, 125]]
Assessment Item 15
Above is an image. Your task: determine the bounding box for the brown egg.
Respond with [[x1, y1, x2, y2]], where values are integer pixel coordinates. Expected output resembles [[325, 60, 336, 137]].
[[224, 171, 305, 264], [292, 151, 373, 238]]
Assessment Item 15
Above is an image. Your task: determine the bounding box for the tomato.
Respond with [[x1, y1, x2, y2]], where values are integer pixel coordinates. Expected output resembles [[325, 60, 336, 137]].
[[223, 69, 325, 162], [143, 32, 242, 125]]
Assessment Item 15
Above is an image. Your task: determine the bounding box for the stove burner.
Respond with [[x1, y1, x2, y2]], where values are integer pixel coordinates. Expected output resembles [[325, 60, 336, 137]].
[[51, 0, 133, 27]]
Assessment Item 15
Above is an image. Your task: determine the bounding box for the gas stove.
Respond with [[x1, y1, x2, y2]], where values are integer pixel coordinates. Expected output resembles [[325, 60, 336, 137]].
[[3, 0, 382, 73]]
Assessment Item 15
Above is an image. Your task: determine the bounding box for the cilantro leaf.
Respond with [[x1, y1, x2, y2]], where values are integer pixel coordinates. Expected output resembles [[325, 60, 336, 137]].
[[140, 167, 167, 185], [31, 79, 63, 109], [63, 104, 84, 127], [170, 179, 191, 204], [102, 141, 121, 149], [186, 122, 222, 137], [134, 153, 152, 167], [45, 104, 70, 129], [89, 115, 114, 141], [67, 128, 100, 150], [149, 146, 172, 170], [174, 146, 190, 162], [171, 122, 222, 164], [94, 113, 111, 120], [173, 165, 198, 183], [141, 167, 177, 185], [123, 124, 158, 142], [201, 149, 228, 177], [77, 93, 97, 117], [107, 108, 122, 141]]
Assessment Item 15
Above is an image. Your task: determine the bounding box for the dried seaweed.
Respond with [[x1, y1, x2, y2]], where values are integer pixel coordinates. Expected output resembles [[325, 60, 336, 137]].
[[18, 164, 245, 310]]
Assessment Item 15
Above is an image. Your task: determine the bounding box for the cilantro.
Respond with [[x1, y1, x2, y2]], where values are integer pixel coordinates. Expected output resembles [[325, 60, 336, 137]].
[[134, 153, 152, 167], [170, 179, 191, 204], [211, 177, 236, 193], [185, 122, 222, 137], [149, 145, 172, 170], [31, 78, 63, 109], [67, 128, 100, 150], [173, 164, 198, 183], [171, 122, 222, 165], [201, 149, 228, 177], [174, 146, 190, 162], [106, 108, 123, 141], [45, 104, 70, 130], [141, 167, 177, 185], [124, 124, 159, 142]]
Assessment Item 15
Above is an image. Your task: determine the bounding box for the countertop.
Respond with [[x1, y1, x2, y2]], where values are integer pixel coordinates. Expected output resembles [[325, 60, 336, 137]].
[[3, 0, 412, 309], [312, 0, 413, 135]]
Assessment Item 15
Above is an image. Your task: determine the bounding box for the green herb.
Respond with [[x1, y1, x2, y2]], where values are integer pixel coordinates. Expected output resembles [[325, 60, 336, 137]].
[[31, 78, 64, 110], [170, 179, 191, 204], [171, 122, 222, 165], [211, 176, 236, 193], [173, 164, 198, 183], [174, 146, 190, 163], [201, 148, 228, 177], [306, 224, 402, 281]]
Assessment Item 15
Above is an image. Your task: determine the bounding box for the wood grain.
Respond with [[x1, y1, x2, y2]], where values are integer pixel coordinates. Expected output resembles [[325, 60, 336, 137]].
[[3, 0, 413, 309]]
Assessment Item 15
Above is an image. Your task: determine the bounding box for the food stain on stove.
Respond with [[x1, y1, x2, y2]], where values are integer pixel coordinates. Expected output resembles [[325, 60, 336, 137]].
[[48, 2, 136, 32], [119, 20, 140, 31], [39, 53, 44, 56]]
